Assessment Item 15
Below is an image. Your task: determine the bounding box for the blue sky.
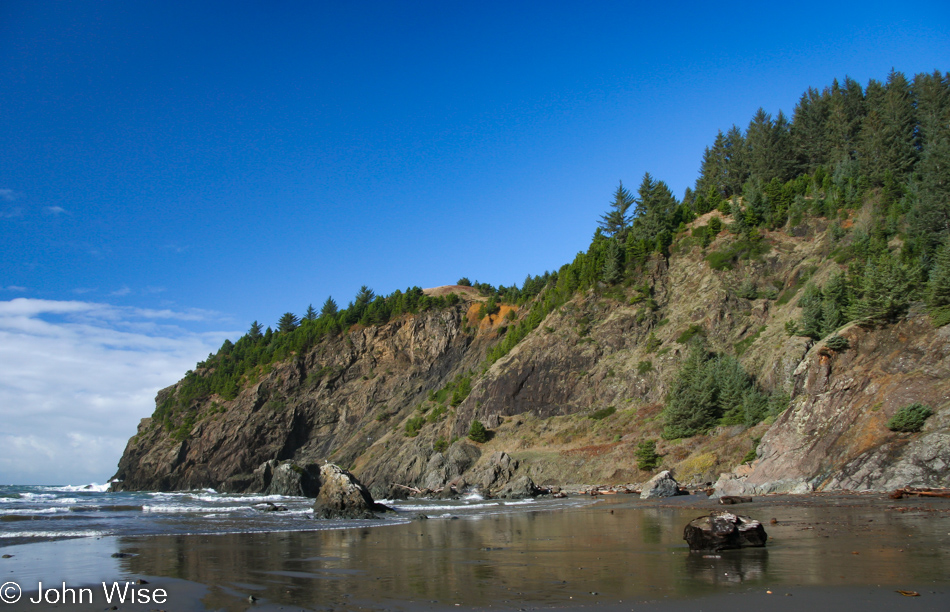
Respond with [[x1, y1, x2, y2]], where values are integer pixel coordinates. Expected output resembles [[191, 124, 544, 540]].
[[1, 1, 948, 484]]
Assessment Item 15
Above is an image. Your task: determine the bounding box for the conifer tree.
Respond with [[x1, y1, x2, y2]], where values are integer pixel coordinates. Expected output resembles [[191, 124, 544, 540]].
[[598, 181, 635, 239], [928, 238, 950, 309], [602, 238, 623, 284], [303, 304, 317, 322], [277, 312, 299, 333], [320, 296, 338, 318], [248, 320, 263, 341]]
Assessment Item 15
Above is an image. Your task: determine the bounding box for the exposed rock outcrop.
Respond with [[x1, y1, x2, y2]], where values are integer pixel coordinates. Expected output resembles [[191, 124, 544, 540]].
[[714, 317, 950, 495], [312, 463, 391, 519]]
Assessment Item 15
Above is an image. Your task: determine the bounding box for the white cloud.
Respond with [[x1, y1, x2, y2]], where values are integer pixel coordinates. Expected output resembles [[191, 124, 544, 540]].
[[0, 298, 238, 485], [0, 189, 17, 202], [43, 206, 67, 215], [110, 286, 131, 297], [2, 286, 28, 292]]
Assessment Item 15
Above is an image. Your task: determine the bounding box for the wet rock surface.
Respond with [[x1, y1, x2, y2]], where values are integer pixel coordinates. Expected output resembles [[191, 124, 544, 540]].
[[683, 511, 767, 552]]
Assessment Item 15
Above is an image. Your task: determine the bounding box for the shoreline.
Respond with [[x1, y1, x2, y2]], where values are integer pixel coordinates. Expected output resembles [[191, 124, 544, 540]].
[[1, 492, 948, 610]]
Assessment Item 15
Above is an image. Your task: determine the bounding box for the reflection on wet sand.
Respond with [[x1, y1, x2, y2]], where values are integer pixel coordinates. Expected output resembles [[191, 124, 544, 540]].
[[110, 495, 950, 610]]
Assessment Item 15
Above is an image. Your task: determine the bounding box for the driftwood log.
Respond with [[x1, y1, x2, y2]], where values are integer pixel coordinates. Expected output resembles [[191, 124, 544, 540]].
[[889, 487, 950, 499], [719, 495, 753, 505], [683, 511, 767, 552]]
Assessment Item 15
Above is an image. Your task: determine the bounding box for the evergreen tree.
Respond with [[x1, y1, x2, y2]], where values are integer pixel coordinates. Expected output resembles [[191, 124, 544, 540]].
[[879, 69, 918, 182], [320, 296, 338, 318], [723, 125, 749, 195], [824, 76, 865, 164], [908, 131, 950, 254], [912, 70, 950, 153], [303, 304, 317, 322], [598, 181, 635, 239], [928, 238, 950, 309], [791, 86, 829, 174], [277, 312, 299, 333], [629, 172, 679, 246], [248, 320, 263, 341], [468, 419, 489, 443], [355, 286, 375, 306], [602, 237, 623, 284], [663, 344, 718, 438], [746, 108, 792, 183]]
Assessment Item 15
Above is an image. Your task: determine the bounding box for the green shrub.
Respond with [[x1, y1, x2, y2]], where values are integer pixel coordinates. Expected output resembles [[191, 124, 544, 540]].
[[635, 440, 661, 471], [433, 437, 449, 453], [824, 335, 850, 351], [405, 416, 425, 437], [886, 403, 933, 433], [931, 306, 950, 328], [737, 279, 758, 300], [589, 406, 616, 420], [741, 437, 761, 464], [637, 360, 653, 374], [468, 419, 489, 443], [644, 332, 662, 353], [676, 324, 704, 344]]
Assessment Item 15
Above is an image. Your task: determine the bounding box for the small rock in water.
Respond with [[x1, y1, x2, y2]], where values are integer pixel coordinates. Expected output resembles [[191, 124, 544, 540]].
[[110, 552, 133, 558], [1, 554, 12, 559]]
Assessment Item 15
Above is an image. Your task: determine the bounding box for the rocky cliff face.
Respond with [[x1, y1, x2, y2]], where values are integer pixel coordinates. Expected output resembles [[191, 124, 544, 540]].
[[716, 313, 950, 495], [113, 218, 950, 496]]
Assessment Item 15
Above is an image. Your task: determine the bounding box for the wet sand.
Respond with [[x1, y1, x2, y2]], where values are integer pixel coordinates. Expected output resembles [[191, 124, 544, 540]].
[[1, 492, 948, 611]]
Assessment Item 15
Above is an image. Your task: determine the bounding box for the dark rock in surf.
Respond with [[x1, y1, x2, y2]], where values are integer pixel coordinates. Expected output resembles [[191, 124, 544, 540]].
[[683, 511, 767, 552]]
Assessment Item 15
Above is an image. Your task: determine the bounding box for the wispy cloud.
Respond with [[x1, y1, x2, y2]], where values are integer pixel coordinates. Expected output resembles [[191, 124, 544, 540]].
[[0, 297, 238, 485], [110, 286, 132, 297], [0, 188, 17, 202], [43, 206, 68, 215], [2, 286, 28, 292], [161, 244, 189, 254], [0, 207, 24, 219]]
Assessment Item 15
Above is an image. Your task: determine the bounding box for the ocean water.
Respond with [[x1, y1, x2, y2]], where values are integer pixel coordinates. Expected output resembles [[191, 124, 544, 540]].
[[0, 483, 593, 546]]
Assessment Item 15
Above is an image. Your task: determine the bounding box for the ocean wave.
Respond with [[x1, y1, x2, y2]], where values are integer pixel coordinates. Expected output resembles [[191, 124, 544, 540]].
[[193, 494, 297, 503], [0, 529, 110, 539], [142, 504, 256, 514], [0, 507, 72, 516], [43, 483, 112, 493]]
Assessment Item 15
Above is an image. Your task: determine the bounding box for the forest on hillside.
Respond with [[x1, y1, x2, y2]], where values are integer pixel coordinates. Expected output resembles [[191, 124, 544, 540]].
[[156, 69, 950, 442]]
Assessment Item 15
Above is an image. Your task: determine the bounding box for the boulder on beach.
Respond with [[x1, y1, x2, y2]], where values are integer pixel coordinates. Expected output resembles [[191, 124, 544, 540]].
[[259, 460, 321, 497], [312, 463, 392, 519], [494, 475, 541, 499], [640, 470, 682, 499], [683, 511, 767, 552]]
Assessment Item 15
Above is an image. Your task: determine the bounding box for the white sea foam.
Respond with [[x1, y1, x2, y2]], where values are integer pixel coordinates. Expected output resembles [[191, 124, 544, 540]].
[[0, 530, 110, 539], [43, 483, 111, 493], [143, 505, 254, 514], [194, 494, 294, 503], [1, 506, 72, 515]]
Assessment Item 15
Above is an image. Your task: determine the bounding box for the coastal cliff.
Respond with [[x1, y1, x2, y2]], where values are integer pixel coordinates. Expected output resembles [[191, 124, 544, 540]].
[[112, 216, 950, 497]]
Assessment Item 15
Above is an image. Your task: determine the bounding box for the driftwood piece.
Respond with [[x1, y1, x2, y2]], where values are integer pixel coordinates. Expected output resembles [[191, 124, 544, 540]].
[[719, 495, 753, 505], [889, 487, 950, 500], [393, 483, 423, 494]]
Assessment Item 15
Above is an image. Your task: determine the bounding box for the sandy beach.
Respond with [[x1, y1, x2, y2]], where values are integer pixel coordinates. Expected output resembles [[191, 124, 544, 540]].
[[1, 492, 948, 611]]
